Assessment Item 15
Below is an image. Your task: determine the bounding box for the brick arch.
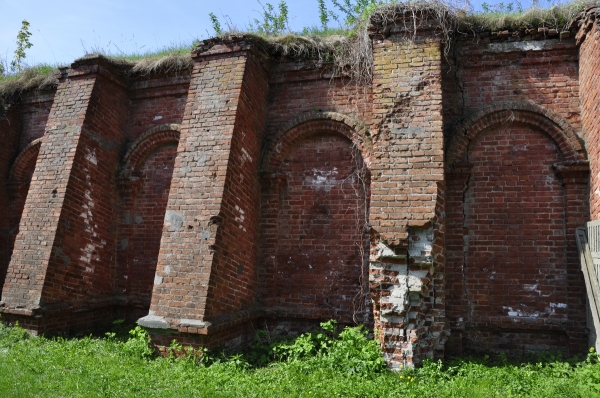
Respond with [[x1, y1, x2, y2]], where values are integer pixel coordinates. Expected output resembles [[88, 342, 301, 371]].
[[446, 101, 586, 171], [9, 138, 42, 181], [262, 112, 371, 172], [121, 123, 181, 177]]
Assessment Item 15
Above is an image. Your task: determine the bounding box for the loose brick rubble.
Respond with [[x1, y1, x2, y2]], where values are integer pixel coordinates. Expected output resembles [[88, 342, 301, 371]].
[[0, 9, 599, 367]]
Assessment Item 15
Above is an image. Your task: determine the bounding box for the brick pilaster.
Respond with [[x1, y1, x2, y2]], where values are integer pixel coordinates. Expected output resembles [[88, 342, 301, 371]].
[[0, 56, 129, 331], [368, 16, 446, 366], [139, 37, 269, 344]]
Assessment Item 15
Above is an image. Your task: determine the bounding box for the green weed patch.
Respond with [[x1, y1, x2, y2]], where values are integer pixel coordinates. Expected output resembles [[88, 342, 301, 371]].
[[0, 320, 599, 397]]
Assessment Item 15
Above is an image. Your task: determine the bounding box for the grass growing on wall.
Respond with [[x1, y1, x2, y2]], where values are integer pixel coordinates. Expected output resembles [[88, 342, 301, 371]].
[[1, 320, 600, 397], [0, 0, 598, 98]]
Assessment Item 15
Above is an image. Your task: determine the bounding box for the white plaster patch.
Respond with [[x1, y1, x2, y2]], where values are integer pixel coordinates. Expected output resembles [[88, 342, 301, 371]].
[[503, 306, 540, 317], [154, 275, 163, 285], [85, 148, 97, 165], [234, 205, 247, 232], [153, 116, 163, 121], [487, 40, 566, 53], [371, 242, 405, 262], [305, 167, 339, 191], [550, 303, 568, 309], [407, 270, 428, 293], [240, 147, 253, 164], [79, 243, 95, 265], [524, 284, 539, 292], [408, 227, 433, 258]]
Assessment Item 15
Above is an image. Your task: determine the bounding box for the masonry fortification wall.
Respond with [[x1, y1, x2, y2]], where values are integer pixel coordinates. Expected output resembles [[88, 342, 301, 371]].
[[0, 9, 598, 367]]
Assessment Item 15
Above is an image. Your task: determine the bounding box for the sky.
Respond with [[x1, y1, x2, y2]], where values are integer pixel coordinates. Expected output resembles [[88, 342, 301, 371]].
[[0, 0, 539, 68]]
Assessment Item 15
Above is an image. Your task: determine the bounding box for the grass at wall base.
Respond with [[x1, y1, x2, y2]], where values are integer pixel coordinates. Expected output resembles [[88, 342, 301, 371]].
[[1, 319, 599, 397]]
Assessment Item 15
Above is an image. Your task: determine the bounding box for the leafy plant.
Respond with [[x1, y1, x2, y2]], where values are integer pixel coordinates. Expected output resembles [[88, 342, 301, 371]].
[[249, 0, 290, 36], [11, 20, 33, 73], [122, 326, 154, 359], [209, 12, 223, 35], [331, 0, 386, 26]]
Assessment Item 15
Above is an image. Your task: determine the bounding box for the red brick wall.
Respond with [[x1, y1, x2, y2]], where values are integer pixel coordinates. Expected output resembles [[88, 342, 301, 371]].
[[580, 16, 600, 219], [126, 75, 190, 142], [264, 67, 372, 141], [446, 124, 572, 354], [128, 145, 177, 301], [443, 38, 581, 141], [148, 40, 269, 328], [0, 105, 22, 296], [266, 133, 370, 324], [202, 52, 269, 317], [41, 70, 128, 304], [19, 92, 54, 150], [1, 59, 129, 313], [368, 24, 446, 366]]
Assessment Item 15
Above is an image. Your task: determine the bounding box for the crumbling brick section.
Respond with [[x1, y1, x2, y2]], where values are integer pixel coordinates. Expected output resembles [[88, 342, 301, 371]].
[[138, 37, 269, 347], [0, 56, 129, 331], [578, 8, 600, 220], [368, 17, 446, 367]]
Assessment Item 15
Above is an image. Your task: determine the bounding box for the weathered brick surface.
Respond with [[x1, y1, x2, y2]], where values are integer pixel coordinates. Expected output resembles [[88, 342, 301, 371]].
[[1, 58, 128, 321], [0, 13, 598, 367], [126, 75, 190, 142], [142, 38, 269, 336], [18, 92, 54, 151], [263, 133, 370, 324], [443, 38, 582, 144], [368, 21, 446, 366], [446, 124, 586, 355], [0, 105, 23, 295], [579, 10, 600, 219]]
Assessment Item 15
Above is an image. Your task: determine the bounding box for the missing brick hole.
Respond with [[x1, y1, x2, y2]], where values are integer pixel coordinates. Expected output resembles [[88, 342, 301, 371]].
[[51, 189, 57, 198]]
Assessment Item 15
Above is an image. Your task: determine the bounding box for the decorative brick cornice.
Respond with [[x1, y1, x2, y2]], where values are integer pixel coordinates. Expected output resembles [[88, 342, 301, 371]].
[[552, 159, 590, 181]]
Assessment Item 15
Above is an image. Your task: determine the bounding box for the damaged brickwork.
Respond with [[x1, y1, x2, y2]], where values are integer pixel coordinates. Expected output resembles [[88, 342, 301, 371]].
[[0, 8, 599, 367]]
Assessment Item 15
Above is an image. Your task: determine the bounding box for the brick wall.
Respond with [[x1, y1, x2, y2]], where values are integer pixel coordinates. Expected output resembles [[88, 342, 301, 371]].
[[0, 104, 23, 296], [0, 58, 129, 327], [579, 10, 600, 219], [447, 124, 573, 354], [126, 75, 190, 142], [267, 133, 370, 324], [142, 38, 270, 337], [368, 19, 446, 366], [0, 16, 596, 367], [18, 92, 54, 150], [443, 37, 581, 144]]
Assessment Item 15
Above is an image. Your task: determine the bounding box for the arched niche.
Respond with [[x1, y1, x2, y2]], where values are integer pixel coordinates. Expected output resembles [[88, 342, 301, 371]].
[[259, 113, 372, 326], [445, 103, 589, 356]]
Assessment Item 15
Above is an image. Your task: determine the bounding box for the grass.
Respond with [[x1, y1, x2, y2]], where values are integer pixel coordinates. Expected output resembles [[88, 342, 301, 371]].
[[1, 320, 600, 397]]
